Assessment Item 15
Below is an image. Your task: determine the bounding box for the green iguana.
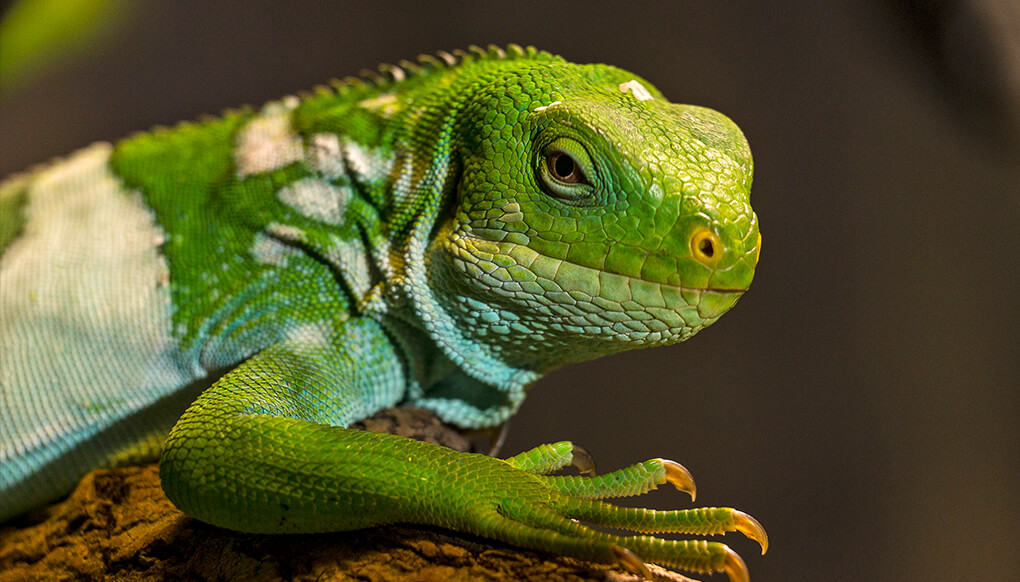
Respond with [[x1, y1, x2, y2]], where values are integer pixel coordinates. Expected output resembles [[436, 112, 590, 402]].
[[0, 45, 765, 581]]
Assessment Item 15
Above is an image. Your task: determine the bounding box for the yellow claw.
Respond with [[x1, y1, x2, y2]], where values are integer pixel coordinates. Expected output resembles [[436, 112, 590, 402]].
[[732, 510, 769, 554], [660, 459, 697, 501], [723, 547, 750, 582], [609, 544, 652, 579]]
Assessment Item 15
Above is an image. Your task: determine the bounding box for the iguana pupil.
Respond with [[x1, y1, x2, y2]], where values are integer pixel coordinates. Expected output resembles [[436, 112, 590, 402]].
[[548, 152, 582, 183]]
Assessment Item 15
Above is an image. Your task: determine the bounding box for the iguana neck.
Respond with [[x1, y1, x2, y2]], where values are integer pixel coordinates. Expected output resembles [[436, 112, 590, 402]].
[[376, 119, 539, 427]]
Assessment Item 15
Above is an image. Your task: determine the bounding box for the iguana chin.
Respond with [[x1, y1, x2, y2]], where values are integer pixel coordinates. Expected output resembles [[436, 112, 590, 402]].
[[0, 45, 765, 581]]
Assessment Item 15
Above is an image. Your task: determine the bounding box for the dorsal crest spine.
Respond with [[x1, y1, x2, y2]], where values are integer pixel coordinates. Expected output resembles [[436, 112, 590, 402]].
[[323, 44, 560, 95]]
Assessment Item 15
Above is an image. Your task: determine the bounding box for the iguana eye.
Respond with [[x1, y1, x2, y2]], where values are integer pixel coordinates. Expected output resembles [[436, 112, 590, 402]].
[[537, 139, 597, 202], [546, 152, 586, 184]]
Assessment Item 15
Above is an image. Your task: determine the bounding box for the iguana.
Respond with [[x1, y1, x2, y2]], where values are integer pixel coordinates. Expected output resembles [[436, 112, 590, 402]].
[[0, 45, 765, 581]]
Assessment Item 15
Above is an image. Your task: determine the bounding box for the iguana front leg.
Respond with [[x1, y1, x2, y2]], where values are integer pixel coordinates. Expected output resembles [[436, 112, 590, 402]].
[[159, 318, 410, 532], [159, 319, 765, 580]]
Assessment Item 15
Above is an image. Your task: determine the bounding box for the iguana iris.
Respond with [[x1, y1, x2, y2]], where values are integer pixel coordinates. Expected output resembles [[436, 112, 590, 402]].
[[0, 45, 765, 580]]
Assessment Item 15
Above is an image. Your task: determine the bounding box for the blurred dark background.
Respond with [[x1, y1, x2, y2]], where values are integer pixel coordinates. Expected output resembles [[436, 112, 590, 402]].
[[1, 1, 1017, 580]]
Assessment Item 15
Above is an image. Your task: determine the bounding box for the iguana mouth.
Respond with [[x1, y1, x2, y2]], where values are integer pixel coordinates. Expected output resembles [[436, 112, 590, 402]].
[[452, 235, 745, 322], [459, 234, 746, 293]]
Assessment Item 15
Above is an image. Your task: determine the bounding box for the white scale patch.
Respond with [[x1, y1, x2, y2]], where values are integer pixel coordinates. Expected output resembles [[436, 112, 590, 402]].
[[619, 79, 654, 102], [235, 98, 304, 178], [647, 182, 665, 202], [343, 139, 394, 185], [249, 232, 300, 267], [0, 143, 193, 507], [277, 177, 350, 225], [389, 153, 415, 206], [306, 132, 394, 191], [284, 320, 333, 347], [533, 100, 562, 112], [263, 222, 307, 243], [307, 133, 345, 179]]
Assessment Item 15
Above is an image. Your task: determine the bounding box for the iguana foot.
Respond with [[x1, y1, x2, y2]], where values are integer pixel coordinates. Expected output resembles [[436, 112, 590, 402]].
[[467, 441, 768, 581]]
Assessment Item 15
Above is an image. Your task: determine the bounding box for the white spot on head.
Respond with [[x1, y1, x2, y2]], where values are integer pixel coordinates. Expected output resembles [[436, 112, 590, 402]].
[[648, 183, 664, 202], [533, 101, 562, 112], [618, 80, 654, 102]]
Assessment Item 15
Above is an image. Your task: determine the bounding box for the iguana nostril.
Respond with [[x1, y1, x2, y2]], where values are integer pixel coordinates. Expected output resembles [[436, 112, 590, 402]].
[[698, 238, 714, 257], [691, 229, 722, 266]]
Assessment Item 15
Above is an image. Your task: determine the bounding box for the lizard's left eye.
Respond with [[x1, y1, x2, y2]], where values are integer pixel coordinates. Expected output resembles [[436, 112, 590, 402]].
[[537, 138, 597, 202], [546, 152, 586, 184]]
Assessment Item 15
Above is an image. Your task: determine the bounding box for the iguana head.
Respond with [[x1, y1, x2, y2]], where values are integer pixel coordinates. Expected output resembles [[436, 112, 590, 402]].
[[427, 61, 760, 371]]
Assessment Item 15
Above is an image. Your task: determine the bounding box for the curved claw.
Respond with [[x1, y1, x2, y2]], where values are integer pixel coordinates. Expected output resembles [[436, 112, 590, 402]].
[[659, 459, 697, 501], [732, 510, 769, 554], [570, 444, 596, 476], [609, 544, 652, 579], [723, 547, 749, 582]]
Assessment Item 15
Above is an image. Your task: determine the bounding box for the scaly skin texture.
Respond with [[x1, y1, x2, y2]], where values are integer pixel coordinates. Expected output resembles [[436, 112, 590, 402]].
[[0, 46, 763, 580]]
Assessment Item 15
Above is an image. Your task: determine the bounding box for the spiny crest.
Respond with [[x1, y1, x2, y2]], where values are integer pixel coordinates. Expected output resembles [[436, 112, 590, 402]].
[[126, 45, 559, 140], [316, 44, 560, 96]]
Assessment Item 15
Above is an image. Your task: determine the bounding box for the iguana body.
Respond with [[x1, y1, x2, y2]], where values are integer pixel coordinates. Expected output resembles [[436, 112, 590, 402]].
[[0, 45, 764, 580]]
